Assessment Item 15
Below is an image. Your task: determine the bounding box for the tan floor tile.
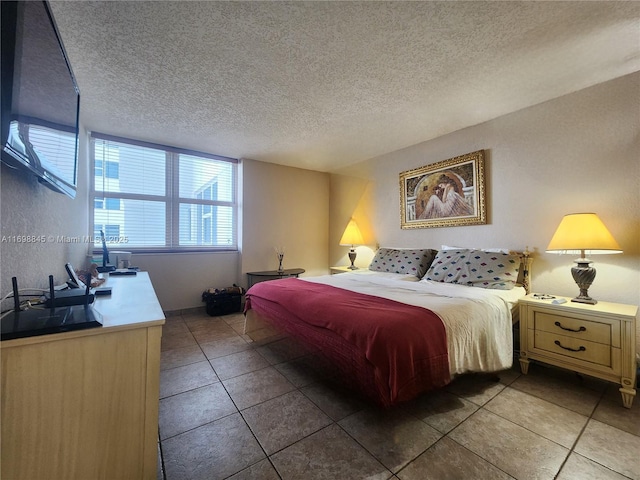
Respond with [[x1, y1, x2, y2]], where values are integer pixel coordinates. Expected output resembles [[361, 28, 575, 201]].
[[403, 390, 479, 434], [398, 437, 514, 480], [227, 458, 280, 480], [161, 329, 197, 352], [158, 303, 633, 480], [162, 413, 264, 480], [223, 366, 296, 410], [557, 452, 630, 480], [511, 365, 604, 415], [593, 385, 640, 436], [160, 344, 207, 370], [270, 424, 391, 480], [162, 317, 190, 336], [339, 408, 442, 473], [485, 387, 588, 448], [448, 409, 568, 479], [190, 324, 238, 344], [242, 391, 332, 454], [574, 419, 640, 479], [160, 360, 219, 399], [159, 383, 236, 439], [209, 349, 270, 380], [199, 335, 252, 360], [184, 315, 232, 332], [301, 381, 367, 421]]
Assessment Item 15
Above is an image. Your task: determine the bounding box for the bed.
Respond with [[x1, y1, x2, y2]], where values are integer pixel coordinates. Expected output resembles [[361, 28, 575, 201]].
[[244, 247, 532, 407]]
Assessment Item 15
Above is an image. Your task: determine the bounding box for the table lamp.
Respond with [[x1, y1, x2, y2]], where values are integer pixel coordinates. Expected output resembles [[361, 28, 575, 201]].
[[339, 219, 364, 270], [546, 213, 622, 305]]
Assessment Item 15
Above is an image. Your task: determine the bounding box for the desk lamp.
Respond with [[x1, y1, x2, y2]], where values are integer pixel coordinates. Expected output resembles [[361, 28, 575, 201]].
[[546, 213, 622, 305]]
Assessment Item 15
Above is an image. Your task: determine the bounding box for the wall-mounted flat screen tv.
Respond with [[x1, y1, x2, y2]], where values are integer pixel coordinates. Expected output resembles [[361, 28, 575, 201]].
[[1, 0, 80, 199]]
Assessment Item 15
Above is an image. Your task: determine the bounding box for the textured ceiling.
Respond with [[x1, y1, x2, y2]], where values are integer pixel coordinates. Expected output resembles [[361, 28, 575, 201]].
[[49, 1, 640, 172]]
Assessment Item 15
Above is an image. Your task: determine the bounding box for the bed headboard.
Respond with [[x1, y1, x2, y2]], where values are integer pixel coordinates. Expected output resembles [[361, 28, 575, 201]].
[[517, 247, 533, 294]]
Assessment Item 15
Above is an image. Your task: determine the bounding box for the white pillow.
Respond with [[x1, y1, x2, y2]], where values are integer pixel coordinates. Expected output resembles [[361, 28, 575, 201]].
[[441, 245, 512, 254]]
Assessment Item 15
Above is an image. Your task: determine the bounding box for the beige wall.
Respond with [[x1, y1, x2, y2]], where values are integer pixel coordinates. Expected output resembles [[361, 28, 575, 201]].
[[332, 72, 640, 349], [241, 158, 330, 281], [1, 125, 90, 297], [130, 251, 239, 312]]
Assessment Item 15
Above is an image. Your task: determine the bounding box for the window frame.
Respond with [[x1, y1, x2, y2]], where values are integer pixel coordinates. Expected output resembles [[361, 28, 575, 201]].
[[90, 132, 239, 254]]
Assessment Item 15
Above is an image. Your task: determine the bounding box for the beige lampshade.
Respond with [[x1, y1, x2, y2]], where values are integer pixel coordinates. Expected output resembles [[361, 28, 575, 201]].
[[339, 219, 364, 246], [546, 213, 622, 255]]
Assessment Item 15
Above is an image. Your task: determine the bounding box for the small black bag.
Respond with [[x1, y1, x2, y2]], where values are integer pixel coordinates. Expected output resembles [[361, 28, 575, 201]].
[[202, 284, 245, 316]]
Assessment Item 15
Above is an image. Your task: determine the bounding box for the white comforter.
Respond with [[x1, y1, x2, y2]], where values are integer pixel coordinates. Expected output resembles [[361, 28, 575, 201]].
[[303, 270, 526, 375]]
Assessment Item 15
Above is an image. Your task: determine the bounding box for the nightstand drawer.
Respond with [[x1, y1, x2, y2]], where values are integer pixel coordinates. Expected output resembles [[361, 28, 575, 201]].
[[531, 311, 616, 346], [529, 330, 615, 367]]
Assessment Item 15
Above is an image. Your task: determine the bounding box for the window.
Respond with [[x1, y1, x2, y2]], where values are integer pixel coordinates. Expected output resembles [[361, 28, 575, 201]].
[[90, 133, 238, 251]]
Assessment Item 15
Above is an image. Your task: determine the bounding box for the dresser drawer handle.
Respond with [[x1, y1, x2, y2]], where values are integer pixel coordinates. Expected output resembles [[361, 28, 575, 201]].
[[554, 321, 586, 333], [554, 340, 586, 352]]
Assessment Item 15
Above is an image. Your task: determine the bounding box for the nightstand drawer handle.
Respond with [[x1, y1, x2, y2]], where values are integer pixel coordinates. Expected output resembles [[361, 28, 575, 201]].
[[554, 321, 586, 333], [554, 340, 586, 352]]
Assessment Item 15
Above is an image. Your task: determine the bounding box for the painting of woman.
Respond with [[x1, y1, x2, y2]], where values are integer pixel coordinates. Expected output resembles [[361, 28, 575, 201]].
[[400, 150, 486, 229], [419, 173, 473, 219]]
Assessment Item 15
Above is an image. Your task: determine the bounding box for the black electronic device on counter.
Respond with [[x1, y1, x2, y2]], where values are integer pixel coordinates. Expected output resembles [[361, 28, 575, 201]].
[[110, 270, 137, 276], [96, 229, 116, 273], [45, 268, 94, 307], [2, 276, 102, 341]]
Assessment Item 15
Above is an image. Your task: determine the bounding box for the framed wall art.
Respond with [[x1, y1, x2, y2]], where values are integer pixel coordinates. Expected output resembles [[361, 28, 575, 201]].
[[400, 150, 486, 229]]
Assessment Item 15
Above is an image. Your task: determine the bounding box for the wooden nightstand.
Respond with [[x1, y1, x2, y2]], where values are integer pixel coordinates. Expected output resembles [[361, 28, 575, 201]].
[[246, 268, 305, 288], [519, 294, 638, 408], [330, 266, 357, 274]]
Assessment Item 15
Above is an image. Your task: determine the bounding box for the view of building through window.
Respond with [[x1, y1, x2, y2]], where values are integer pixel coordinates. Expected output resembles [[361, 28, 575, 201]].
[[91, 135, 237, 251]]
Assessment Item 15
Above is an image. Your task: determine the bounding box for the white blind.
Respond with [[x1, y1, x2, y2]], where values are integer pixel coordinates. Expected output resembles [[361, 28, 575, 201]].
[[91, 134, 237, 251]]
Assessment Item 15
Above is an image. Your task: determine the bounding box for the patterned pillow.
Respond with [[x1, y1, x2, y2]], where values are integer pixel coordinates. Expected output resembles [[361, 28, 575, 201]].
[[424, 249, 520, 290], [369, 248, 438, 278]]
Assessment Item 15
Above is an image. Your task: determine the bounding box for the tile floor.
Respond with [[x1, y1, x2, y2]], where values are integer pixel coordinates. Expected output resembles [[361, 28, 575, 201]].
[[157, 310, 640, 480]]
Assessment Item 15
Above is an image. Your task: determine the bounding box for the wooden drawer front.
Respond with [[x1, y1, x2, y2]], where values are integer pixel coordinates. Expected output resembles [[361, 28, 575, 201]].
[[532, 311, 616, 346], [531, 330, 613, 367]]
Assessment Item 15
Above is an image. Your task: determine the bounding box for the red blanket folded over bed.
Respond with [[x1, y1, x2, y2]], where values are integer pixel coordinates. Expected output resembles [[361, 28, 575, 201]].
[[245, 278, 450, 406]]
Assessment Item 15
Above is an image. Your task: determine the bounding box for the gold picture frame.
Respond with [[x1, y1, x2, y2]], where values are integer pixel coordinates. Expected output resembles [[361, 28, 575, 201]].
[[400, 150, 486, 229]]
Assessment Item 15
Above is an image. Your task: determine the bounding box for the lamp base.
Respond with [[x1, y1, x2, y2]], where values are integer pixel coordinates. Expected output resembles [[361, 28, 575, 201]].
[[571, 295, 597, 305], [348, 249, 358, 270], [570, 259, 597, 305]]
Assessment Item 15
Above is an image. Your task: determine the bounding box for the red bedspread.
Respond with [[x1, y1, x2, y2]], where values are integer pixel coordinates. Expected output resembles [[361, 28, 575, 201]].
[[245, 278, 450, 406]]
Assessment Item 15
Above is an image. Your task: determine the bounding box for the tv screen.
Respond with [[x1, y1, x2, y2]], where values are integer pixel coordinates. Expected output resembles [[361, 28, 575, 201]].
[[1, 0, 80, 198]]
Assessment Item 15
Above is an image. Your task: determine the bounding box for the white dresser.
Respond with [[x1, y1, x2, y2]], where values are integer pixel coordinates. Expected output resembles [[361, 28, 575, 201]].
[[1, 272, 165, 479]]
